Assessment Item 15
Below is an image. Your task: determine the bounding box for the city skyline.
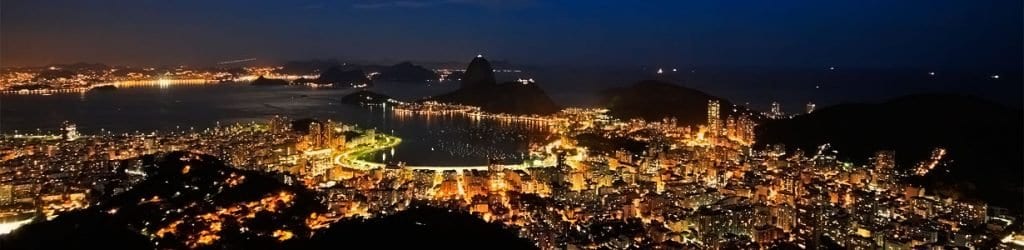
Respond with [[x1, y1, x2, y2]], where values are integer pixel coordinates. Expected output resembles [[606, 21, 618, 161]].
[[1, 1, 1022, 249]]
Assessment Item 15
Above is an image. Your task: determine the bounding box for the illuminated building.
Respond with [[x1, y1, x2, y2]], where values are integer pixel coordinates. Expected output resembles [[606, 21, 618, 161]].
[[0, 104, 1014, 249], [707, 100, 721, 138], [268, 115, 289, 133], [769, 102, 783, 119], [806, 102, 816, 114], [0, 184, 13, 205], [300, 149, 333, 180], [872, 151, 896, 189], [488, 161, 507, 191], [62, 121, 80, 141]]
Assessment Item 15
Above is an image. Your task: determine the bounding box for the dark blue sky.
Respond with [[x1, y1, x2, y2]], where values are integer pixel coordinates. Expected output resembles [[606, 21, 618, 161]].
[[2, 0, 1021, 69]]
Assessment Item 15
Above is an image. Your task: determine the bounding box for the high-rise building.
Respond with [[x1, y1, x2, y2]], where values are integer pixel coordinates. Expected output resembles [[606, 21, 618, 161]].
[[707, 100, 721, 130], [872, 151, 896, 189], [268, 115, 289, 133], [0, 184, 13, 205], [307, 121, 323, 147], [873, 151, 895, 171], [769, 102, 784, 119], [488, 161, 506, 191], [324, 120, 335, 142]]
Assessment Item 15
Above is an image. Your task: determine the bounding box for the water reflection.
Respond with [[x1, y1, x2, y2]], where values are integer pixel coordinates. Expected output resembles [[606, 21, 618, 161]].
[[1, 83, 551, 166]]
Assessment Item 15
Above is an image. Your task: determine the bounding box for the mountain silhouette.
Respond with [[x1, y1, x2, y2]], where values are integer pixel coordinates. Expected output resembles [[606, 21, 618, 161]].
[[250, 76, 289, 86], [461, 56, 497, 89], [600, 80, 755, 126], [429, 56, 559, 115], [316, 67, 370, 87], [376, 61, 437, 82]]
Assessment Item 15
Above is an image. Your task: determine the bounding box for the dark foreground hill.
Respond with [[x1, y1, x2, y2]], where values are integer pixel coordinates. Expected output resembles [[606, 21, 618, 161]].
[[305, 206, 537, 250], [1, 151, 322, 250], [756, 94, 1023, 209], [1, 152, 533, 249], [600, 80, 756, 126]]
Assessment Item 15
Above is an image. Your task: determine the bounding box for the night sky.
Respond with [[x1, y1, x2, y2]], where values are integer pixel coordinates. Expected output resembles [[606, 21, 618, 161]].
[[2, 0, 1021, 70]]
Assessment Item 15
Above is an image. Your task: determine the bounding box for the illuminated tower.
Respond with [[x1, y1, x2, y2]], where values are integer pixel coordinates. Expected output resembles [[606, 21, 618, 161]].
[[306, 121, 324, 148], [707, 100, 721, 131], [872, 151, 896, 188], [805, 102, 816, 114], [324, 120, 336, 148]]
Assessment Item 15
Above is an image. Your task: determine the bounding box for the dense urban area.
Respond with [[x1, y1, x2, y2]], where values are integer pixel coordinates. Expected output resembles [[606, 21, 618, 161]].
[[1, 90, 1020, 248]]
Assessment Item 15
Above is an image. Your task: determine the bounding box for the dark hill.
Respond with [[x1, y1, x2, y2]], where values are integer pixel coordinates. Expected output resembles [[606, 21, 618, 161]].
[[0, 211, 154, 250], [250, 76, 289, 86], [376, 62, 437, 82], [429, 56, 559, 115], [305, 206, 537, 250], [461, 56, 497, 89], [90, 85, 118, 91], [276, 59, 342, 75], [341, 90, 393, 105], [756, 94, 1023, 209], [431, 81, 560, 115], [33, 69, 76, 81], [601, 80, 752, 125], [316, 67, 370, 87], [1, 151, 323, 250]]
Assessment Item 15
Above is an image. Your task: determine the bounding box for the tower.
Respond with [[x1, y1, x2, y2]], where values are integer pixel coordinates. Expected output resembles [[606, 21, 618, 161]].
[[707, 100, 721, 131], [324, 120, 335, 147], [805, 102, 816, 114], [872, 151, 896, 189]]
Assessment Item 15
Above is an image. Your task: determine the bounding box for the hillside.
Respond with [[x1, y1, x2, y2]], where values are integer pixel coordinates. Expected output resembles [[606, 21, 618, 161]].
[[600, 80, 755, 125], [429, 56, 559, 115], [1, 152, 533, 249], [250, 76, 289, 86], [316, 67, 370, 87], [1, 151, 322, 249], [756, 94, 1024, 209], [375, 62, 437, 82], [305, 206, 536, 249]]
